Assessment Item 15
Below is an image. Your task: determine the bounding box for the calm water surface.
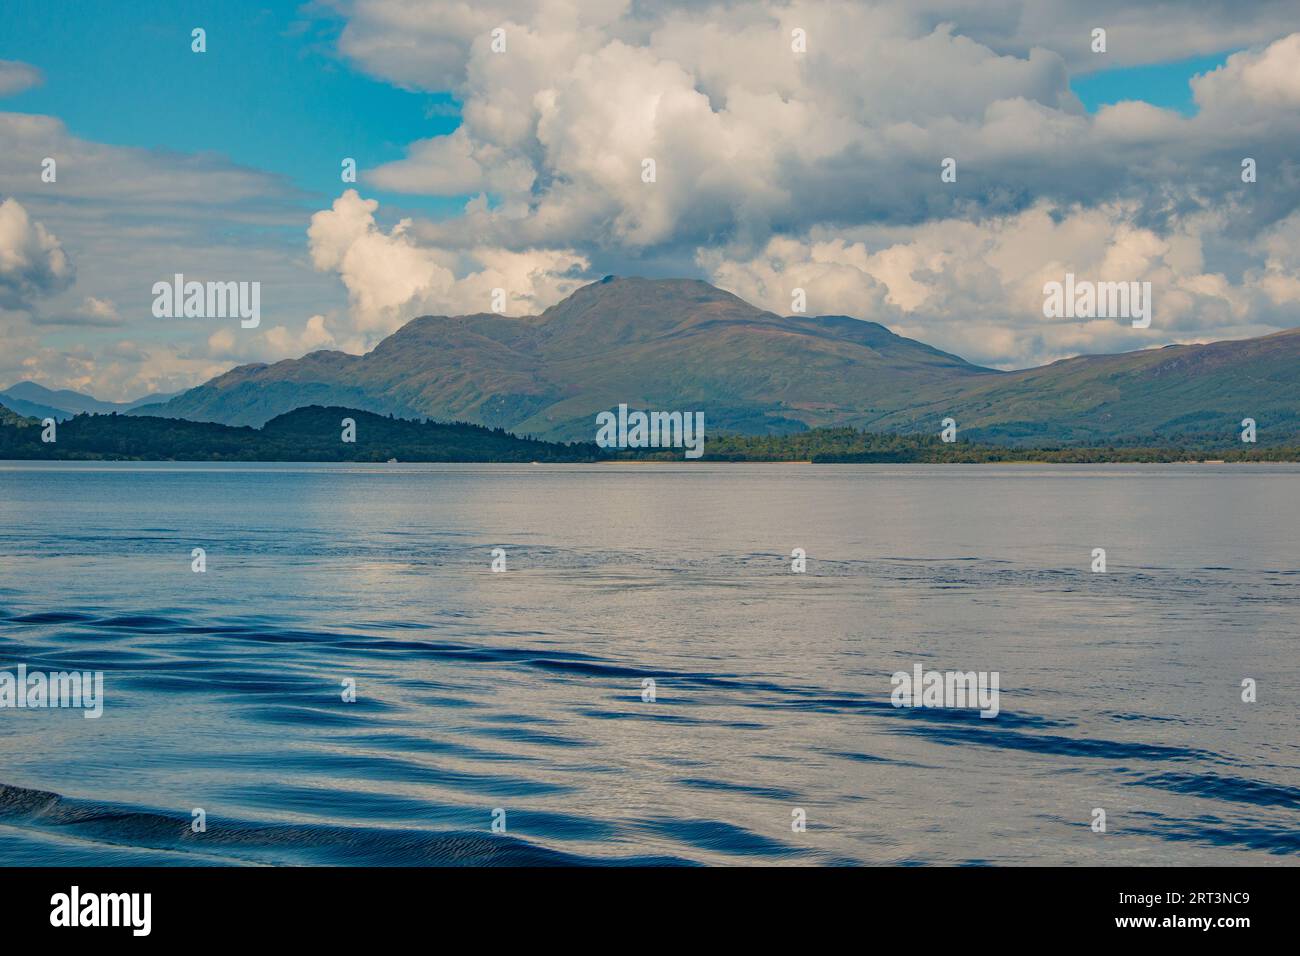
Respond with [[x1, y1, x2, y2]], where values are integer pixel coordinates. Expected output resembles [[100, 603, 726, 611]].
[[0, 462, 1296, 865]]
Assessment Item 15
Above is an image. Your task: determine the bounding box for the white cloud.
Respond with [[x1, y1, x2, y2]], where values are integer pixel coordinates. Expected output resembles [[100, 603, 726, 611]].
[[0, 112, 304, 210], [308, 189, 588, 339], [0, 60, 41, 97], [29, 294, 122, 327], [1192, 32, 1300, 111], [934, 0, 1299, 73], [0, 197, 73, 309], [331, 0, 628, 92], [701, 201, 1292, 368], [321, 2, 1300, 367], [344, 4, 1300, 255], [265, 314, 337, 355], [367, 127, 536, 196], [208, 314, 340, 362]]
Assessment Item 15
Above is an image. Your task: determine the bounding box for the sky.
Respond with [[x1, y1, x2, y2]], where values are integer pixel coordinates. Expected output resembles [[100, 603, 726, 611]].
[[1, 0, 1299, 400]]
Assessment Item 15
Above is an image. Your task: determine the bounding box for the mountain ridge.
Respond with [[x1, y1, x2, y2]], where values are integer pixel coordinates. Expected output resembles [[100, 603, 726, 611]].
[[1, 381, 182, 421], [123, 276, 1300, 445]]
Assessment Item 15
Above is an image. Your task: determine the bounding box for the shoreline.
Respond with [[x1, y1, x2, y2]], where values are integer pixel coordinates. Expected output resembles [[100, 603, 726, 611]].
[[0, 457, 1289, 467]]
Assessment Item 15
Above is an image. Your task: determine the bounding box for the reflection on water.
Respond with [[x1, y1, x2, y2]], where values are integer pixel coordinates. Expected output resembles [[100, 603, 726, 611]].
[[0, 462, 1296, 865]]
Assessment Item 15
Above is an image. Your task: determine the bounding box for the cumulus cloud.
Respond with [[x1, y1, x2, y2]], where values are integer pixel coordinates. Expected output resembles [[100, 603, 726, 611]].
[[348, 5, 1300, 250], [329, 0, 1297, 85], [207, 314, 340, 363], [314, 1, 1300, 365], [932, 0, 1300, 73], [1192, 32, 1300, 111], [700, 201, 1297, 368], [367, 127, 536, 196], [0, 197, 73, 310], [307, 189, 588, 339]]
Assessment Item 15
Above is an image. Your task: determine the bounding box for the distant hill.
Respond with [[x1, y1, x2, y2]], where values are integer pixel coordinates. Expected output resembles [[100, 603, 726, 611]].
[[864, 328, 1300, 445], [1, 381, 181, 422], [0, 405, 600, 462], [123, 276, 1300, 445], [0, 394, 66, 422], [3, 400, 1295, 463]]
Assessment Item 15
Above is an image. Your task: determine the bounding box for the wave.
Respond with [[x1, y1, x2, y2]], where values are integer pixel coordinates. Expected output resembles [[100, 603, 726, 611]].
[[0, 782, 690, 867]]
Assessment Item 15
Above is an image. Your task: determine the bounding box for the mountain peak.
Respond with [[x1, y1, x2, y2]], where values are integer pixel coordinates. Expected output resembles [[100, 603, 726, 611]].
[[568, 274, 742, 298], [3, 381, 87, 401], [0, 381, 182, 419], [543, 275, 755, 320], [532, 275, 765, 352]]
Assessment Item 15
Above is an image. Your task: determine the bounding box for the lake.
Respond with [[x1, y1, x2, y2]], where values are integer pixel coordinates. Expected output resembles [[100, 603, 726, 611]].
[[0, 462, 1296, 865]]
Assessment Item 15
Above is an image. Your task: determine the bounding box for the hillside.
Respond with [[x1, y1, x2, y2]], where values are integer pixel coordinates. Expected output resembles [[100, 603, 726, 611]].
[[869, 328, 1300, 444], [128, 277, 1300, 445], [0, 381, 182, 422], [132, 277, 996, 439], [0, 405, 600, 462]]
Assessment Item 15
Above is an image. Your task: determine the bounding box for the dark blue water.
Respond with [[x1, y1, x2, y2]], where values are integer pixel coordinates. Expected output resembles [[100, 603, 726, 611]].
[[0, 462, 1297, 865]]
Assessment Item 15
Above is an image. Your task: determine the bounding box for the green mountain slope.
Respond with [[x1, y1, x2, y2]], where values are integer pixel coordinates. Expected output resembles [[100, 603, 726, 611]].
[[867, 328, 1300, 444], [130, 276, 1300, 445], [133, 276, 996, 439]]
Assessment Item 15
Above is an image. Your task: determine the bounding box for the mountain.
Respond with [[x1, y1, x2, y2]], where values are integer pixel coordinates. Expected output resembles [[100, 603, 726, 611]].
[[0, 394, 66, 422], [866, 328, 1300, 444], [132, 277, 996, 439], [0, 382, 182, 421], [129, 276, 1300, 445]]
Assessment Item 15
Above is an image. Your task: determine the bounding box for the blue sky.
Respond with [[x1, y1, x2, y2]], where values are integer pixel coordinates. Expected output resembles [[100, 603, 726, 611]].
[[1071, 52, 1232, 115], [0, 0, 461, 215]]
